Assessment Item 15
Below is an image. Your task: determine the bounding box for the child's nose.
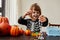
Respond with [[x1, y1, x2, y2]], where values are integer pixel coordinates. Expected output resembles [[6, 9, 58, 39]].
[[35, 12, 37, 15]]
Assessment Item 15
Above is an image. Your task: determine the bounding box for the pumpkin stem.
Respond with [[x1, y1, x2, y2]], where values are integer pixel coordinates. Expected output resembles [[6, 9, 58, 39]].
[[2, 17, 5, 23]]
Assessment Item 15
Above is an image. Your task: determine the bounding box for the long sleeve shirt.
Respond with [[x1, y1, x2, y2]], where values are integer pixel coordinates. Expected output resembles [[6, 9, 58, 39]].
[[18, 16, 48, 32]]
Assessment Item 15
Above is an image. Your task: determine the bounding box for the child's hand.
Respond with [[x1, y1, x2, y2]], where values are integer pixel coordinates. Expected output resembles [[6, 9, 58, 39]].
[[22, 10, 32, 18], [26, 10, 32, 17], [38, 15, 46, 23]]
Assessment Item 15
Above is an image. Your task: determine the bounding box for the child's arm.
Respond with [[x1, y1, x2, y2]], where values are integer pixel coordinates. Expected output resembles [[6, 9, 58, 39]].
[[18, 16, 27, 26], [18, 10, 32, 26], [40, 17, 48, 26], [39, 15, 48, 27]]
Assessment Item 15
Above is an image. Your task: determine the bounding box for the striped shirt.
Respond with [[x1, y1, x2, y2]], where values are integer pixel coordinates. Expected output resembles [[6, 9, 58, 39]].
[[27, 20, 41, 32], [18, 16, 48, 32]]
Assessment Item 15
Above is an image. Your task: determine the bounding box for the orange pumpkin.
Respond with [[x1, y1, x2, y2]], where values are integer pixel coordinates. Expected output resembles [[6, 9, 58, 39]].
[[31, 32, 37, 37], [0, 21, 11, 36], [31, 32, 41, 37], [24, 29, 31, 36], [19, 28, 24, 35], [10, 25, 19, 36], [0, 17, 9, 23]]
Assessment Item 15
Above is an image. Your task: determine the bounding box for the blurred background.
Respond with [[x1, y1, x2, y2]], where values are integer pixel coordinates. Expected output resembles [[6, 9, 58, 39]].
[[0, 0, 60, 31]]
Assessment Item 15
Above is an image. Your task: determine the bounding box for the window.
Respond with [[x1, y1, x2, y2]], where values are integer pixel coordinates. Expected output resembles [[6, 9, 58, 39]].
[[0, 0, 5, 16]]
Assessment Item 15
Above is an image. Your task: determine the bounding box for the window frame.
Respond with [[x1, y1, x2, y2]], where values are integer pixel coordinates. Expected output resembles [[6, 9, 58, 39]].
[[0, 0, 5, 16]]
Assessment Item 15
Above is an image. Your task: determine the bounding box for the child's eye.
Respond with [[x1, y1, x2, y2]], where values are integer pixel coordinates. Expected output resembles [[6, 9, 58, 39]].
[[33, 12, 35, 13], [37, 11, 39, 13]]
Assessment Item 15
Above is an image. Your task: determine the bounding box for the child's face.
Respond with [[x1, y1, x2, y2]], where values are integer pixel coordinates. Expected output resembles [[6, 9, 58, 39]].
[[31, 9, 40, 20]]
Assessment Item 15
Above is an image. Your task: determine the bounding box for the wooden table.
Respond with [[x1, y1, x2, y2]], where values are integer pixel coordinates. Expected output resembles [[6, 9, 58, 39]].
[[0, 34, 60, 40], [0, 35, 37, 40], [46, 36, 60, 40], [0, 32, 47, 40], [0, 34, 46, 40]]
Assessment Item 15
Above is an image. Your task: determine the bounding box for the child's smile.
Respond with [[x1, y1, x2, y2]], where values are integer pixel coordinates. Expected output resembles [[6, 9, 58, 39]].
[[31, 10, 40, 21]]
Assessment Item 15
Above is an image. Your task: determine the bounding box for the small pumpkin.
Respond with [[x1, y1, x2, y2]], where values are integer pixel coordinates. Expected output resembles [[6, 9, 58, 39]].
[[31, 32, 36, 37], [10, 25, 19, 36], [24, 29, 31, 36], [0, 17, 9, 24], [31, 32, 41, 37], [0, 20, 11, 35], [19, 28, 24, 35]]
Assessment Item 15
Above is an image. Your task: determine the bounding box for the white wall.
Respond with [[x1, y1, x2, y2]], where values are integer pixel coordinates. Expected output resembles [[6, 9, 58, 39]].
[[5, 0, 26, 30], [5, 0, 60, 24], [21, 0, 60, 24], [5, 0, 18, 25], [5, 0, 60, 31]]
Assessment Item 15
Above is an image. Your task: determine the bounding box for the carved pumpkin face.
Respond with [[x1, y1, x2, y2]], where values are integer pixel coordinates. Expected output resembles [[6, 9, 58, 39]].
[[10, 25, 19, 36]]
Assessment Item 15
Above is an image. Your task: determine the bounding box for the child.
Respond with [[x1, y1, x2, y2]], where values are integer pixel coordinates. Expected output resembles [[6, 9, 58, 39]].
[[18, 3, 48, 32]]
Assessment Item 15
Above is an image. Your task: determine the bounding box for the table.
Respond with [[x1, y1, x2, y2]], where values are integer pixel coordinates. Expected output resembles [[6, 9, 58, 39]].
[[0, 32, 47, 40], [0, 34, 60, 40], [46, 36, 60, 40], [0, 35, 38, 40], [0, 34, 47, 40]]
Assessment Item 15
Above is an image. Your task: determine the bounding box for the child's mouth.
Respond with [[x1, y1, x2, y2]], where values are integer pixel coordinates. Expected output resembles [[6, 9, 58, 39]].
[[34, 16, 38, 17], [33, 16, 38, 19]]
